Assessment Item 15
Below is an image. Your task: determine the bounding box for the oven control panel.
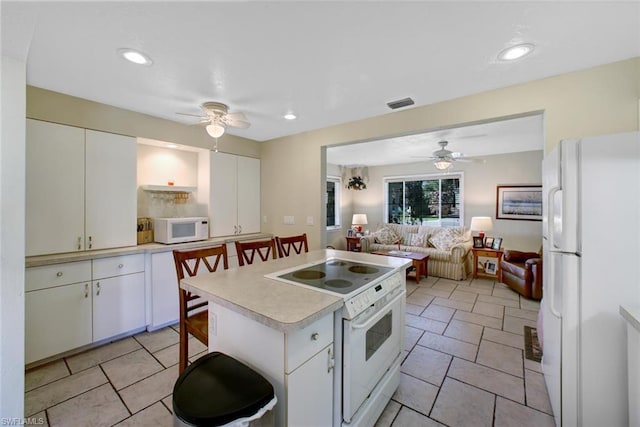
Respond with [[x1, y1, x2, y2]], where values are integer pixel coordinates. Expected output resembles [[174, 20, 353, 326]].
[[344, 272, 404, 319]]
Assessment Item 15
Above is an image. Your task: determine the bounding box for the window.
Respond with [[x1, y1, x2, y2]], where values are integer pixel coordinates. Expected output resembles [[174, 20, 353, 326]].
[[384, 173, 463, 226], [326, 176, 341, 229]]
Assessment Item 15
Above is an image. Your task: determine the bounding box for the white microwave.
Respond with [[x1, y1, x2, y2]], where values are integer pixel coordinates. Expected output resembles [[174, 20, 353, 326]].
[[153, 217, 209, 244]]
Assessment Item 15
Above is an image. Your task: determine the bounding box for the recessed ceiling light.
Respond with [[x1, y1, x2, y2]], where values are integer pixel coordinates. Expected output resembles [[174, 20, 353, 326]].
[[118, 48, 153, 66], [497, 43, 535, 61], [284, 113, 297, 120]]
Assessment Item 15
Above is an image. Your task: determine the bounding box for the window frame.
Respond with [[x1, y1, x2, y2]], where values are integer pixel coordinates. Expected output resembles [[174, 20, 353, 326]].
[[326, 175, 342, 230], [383, 172, 464, 226]]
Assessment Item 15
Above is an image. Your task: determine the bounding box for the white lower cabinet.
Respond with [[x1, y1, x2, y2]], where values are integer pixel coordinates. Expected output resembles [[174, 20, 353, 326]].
[[26, 281, 92, 364], [92, 273, 145, 342], [149, 251, 179, 329], [210, 303, 334, 426], [25, 254, 145, 364], [286, 343, 334, 427]]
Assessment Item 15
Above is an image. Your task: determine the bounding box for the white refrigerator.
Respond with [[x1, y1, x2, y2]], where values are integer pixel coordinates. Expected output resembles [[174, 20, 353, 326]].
[[541, 131, 640, 426]]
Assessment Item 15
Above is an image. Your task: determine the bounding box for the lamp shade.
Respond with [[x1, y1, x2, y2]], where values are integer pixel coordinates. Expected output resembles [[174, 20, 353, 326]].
[[351, 214, 368, 225], [470, 216, 493, 233]]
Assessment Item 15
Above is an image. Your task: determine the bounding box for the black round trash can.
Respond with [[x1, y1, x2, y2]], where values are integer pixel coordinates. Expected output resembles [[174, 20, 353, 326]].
[[173, 352, 276, 426]]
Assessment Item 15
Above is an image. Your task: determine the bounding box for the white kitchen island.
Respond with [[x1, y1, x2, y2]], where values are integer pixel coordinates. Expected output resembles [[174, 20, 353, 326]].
[[180, 249, 410, 427]]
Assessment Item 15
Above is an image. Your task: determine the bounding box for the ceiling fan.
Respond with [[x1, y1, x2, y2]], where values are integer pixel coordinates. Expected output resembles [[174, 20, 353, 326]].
[[177, 102, 250, 138], [416, 140, 484, 170]]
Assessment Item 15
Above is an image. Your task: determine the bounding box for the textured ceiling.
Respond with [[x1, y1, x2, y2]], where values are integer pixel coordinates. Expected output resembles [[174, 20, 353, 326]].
[[3, 1, 639, 144]]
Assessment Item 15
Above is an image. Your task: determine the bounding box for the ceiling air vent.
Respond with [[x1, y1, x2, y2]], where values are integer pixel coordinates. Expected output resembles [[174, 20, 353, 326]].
[[386, 97, 414, 110]]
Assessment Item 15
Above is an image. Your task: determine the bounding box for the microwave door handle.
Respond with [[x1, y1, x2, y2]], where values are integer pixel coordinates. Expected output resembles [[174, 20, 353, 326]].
[[351, 291, 405, 330]]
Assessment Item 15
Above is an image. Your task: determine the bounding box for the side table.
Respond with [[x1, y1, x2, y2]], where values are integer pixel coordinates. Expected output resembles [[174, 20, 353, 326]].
[[472, 248, 504, 279], [345, 236, 362, 252]]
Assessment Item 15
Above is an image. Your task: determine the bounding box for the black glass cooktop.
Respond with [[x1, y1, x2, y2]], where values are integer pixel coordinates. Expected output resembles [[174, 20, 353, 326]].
[[275, 259, 393, 295]]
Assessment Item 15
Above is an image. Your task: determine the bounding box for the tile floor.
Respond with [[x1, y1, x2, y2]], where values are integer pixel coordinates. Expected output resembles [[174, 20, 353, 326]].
[[24, 275, 554, 426]]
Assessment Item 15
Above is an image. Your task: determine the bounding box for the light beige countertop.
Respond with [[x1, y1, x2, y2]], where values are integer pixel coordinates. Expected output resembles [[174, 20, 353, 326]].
[[620, 305, 640, 333], [181, 249, 411, 334], [25, 233, 270, 267]]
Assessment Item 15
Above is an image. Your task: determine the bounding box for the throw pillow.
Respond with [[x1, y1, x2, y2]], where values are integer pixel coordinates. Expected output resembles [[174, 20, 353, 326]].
[[409, 232, 427, 247], [428, 228, 463, 251], [373, 226, 401, 245]]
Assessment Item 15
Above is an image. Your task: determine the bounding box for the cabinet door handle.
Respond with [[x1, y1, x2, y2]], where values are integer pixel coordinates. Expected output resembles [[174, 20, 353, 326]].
[[327, 347, 335, 373], [234, 225, 238, 234], [96, 282, 100, 296], [56, 272, 63, 277], [77, 236, 82, 250], [118, 263, 124, 269], [84, 284, 89, 298], [311, 332, 319, 341], [88, 236, 93, 249], [238, 225, 242, 234]]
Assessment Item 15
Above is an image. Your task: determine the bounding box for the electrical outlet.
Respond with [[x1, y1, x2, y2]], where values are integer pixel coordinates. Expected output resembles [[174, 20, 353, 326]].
[[284, 216, 295, 225], [306, 216, 314, 225]]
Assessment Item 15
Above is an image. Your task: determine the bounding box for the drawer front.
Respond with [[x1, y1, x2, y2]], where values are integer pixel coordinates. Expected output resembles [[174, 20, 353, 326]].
[[286, 313, 333, 373], [93, 254, 144, 279], [26, 261, 92, 292]]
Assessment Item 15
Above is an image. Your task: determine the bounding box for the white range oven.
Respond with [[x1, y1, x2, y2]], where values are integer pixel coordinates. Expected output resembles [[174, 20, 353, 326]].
[[266, 257, 407, 426]]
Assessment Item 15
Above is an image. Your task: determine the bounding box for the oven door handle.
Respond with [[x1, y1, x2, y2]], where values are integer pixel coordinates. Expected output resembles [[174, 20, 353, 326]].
[[350, 290, 405, 330]]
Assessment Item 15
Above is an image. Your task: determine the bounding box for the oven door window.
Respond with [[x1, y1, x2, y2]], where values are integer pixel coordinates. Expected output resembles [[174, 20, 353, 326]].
[[365, 312, 392, 361]]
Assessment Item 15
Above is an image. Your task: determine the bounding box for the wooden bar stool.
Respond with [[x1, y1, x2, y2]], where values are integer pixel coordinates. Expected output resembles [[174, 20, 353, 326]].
[[275, 233, 308, 258], [234, 238, 277, 266], [173, 244, 228, 374]]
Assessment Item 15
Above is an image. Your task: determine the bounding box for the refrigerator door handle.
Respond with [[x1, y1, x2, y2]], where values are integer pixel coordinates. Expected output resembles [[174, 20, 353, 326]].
[[547, 252, 562, 319], [547, 186, 561, 251]]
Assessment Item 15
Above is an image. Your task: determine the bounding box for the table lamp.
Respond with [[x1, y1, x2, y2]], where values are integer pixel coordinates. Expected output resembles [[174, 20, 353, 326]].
[[470, 216, 493, 240], [351, 214, 368, 233]]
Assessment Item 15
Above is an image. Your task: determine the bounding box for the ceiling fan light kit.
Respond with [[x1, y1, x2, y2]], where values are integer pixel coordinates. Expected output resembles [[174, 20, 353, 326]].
[[206, 123, 226, 138], [177, 102, 250, 141], [433, 159, 452, 170]]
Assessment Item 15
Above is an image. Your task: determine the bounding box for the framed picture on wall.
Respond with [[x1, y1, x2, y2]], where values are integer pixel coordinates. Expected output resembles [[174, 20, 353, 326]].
[[496, 185, 543, 221]]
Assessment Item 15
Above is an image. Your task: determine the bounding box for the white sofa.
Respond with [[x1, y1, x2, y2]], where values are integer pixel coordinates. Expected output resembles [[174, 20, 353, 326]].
[[360, 223, 473, 281]]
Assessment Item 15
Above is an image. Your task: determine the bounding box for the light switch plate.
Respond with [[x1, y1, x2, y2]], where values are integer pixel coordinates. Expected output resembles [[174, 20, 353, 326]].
[[263, 215, 268, 224], [306, 216, 314, 225], [284, 216, 295, 225]]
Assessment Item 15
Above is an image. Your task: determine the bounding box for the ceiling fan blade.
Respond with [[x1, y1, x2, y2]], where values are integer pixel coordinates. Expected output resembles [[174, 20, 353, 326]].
[[176, 112, 207, 119], [455, 158, 486, 163], [227, 119, 251, 129], [225, 111, 247, 121]]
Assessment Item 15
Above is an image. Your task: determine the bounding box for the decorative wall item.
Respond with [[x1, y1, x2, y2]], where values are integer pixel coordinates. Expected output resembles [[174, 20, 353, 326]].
[[496, 185, 542, 221], [340, 165, 369, 190], [347, 176, 367, 190]]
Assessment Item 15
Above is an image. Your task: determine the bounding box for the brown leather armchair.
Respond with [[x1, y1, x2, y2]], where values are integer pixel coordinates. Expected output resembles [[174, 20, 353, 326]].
[[499, 249, 542, 300]]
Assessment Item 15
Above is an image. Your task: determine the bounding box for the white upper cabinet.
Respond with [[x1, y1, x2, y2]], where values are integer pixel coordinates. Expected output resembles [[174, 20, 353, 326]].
[[26, 119, 136, 256], [210, 152, 260, 237], [26, 120, 85, 256], [85, 130, 136, 251]]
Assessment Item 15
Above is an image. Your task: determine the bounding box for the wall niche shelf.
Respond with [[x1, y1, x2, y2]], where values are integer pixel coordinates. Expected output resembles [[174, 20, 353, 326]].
[[140, 185, 196, 204], [140, 185, 196, 193]]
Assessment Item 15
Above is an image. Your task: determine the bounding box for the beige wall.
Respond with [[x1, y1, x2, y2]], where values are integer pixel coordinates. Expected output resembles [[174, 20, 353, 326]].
[[342, 150, 544, 252], [261, 58, 639, 249], [26, 86, 261, 158], [25, 58, 640, 251]]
